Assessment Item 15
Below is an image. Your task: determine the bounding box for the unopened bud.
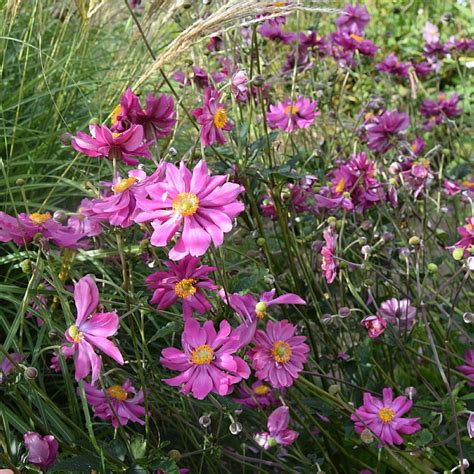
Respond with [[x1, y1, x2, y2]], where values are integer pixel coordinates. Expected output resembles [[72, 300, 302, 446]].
[[361, 245, 372, 256], [53, 210, 67, 224], [409, 236, 421, 246], [463, 312, 473, 324], [328, 384, 340, 395], [59, 132, 73, 146], [253, 75, 264, 88], [89, 117, 99, 125], [20, 259, 32, 274], [427, 263, 438, 273], [256, 237, 266, 247], [452, 248, 464, 261], [16, 178, 26, 187], [229, 421, 242, 435], [24, 367, 38, 380], [360, 428, 373, 444], [199, 415, 211, 428], [168, 147, 177, 156], [168, 449, 181, 462], [404, 386, 417, 400], [327, 216, 337, 225], [338, 307, 351, 318]]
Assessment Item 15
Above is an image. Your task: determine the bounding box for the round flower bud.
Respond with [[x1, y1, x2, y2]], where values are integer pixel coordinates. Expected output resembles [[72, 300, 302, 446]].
[[139, 239, 150, 252], [229, 422, 242, 435], [409, 236, 421, 246], [338, 307, 351, 319], [168, 450, 181, 462], [24, 367, 38, 380], [467, 257, 474, 271], [20, 259, 32, 274], [199, 415, 211, 428], [59, 132, 73, 146], [168, 147, 177, 156], [463, 312, 473, 324], [16, 178, 26, 187], [53, 210, 67, 224], [361, 245, 372, 256], [89, 117, 99, 125], [452, 248, 464, 261], [363, 279, 374, 288], [327, 216, 337, 225], [358, 236, 367, 245], [256, 237, 266, 247], [264, 274, 275, 285], [383, 231, 394, 242], [427, 263, 438, 273], [404, 386, 417, 400], [360, 428, 374, 444], [361, 220, 372, 231], [328, 384, 340, 395]]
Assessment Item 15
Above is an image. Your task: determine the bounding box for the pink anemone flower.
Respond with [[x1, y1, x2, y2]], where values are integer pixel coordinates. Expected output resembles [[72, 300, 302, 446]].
[[83, 379, 146, 428], [0, 352, 24, 383], [191, 87, 233, 146], [146, 255, 218, 320], [64, 275, 124, 383], [254, 406, 299, 450], [135, 159, 245, 260], [72, 123, 151, 166], [266, 96, 319, 132], [351, 387, 421, 445], [23, 432, 58, 470], [248, 320, 309, 389], [160, 318, 250, 400], [234, 380, 279, 408], [361, 315, 387, 338], [321, 228, 338, 284]]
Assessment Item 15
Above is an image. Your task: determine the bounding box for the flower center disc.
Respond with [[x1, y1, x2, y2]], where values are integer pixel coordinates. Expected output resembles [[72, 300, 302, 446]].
[[350, 33, 364, 42], [335, 178, 346, 194], [113, 176, 138, 193], [174, 278, 197, 299], [68, 324, 84, 344], [111, 104, 121, 125], [254, 384, 270, 395], [378, 407, 396, 423], [271, 340, 292, 364], [255, 302, 267, 319], [213, 108, 228, 129], [284, 104, 299, 115], [29, 212, 52, 225], [191, 344, 214, 365], [172, 192, 199, 217], [107, 385, 128, 401]]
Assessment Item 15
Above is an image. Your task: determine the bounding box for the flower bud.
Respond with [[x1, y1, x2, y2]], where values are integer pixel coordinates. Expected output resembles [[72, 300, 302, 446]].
[[360, 428, 373, 444], [168, 147, 177, 156], [253, 75, 264, 88], [358, 236, 367, 245], [256, 237, 266, 247], [409, 236, 421, 246], [338, 307, 351, 319], [24, 367, 38, 380], [168, 449, 181, 462], [404, 386, 417, 400], [328, 384, 340, 395], [20, 259, 32, 274], [59, 132, 73, 146], [427, 263, 438, 273], [199, 415, 211, 428], [327, 216, 337, 225], [463, 312, 473, 324], [229, 421, 242, 435], [383, 231, 394, 242], [53, 210, 67, 224], [361, 245, 372, 256], [16, 178, 26, 187], [89, 117, 99, 125], [452, 248, 464, 261]]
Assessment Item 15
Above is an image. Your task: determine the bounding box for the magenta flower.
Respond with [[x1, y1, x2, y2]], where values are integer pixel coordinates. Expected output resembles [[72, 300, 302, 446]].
[[410, 137, 426, 156], [258, 19, 296, 44], [248, 320, 309, 389], [64, 275, 124, 383], [361, 315, 387, 338], [23, 432, 58, 470], [0, 211, 87, 248], [419, 93, 462, 131], [351, 387, 421, 445], [160, 318, 250, 400], [83, 379, 146, 428], [443, 177, 474, 197], [191, 88, 233, 146], [135, 159, 245, 260], [375, 53, 411, 78], [234, 381, 279, 408], [449, 218, 474, 257], [0, 352, 24, 383], [399, 158, 433, 199], [377, 298, 416, 332], [231, 70, 249, 103], [146, 256, 218, 320], [267, 96, 319, 133], [321, 228, 338, 284], [468, 413, 474, 438], [366, 110, 409, 153], [457, 350, 474, 387], [335, 4, 371, 34], [50, 345, 75, 373], [72, 123, 151, 166], [67, 199, 103, 237], [113, 88, 176, 140], [254, 406, 299, 450], [330, 32, 378, 57]]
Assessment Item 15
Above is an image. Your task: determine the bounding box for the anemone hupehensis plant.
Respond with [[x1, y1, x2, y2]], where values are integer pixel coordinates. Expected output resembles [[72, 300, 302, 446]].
[[1, 1, 473, 472]]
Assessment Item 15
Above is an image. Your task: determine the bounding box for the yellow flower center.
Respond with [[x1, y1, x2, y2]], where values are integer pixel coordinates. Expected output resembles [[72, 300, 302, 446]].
[[273, 2, 285, 6], [462, 180, 474, 188], [364, 112, 373, 121], [284, 104, 299, 115], [29, 212, 52, 225], [378, 407, 396, 423], [271, 340, 292, 364], [335, 178, 346, 194], [107, 385, 128, 401], [254, 384, 271, 395], [466, 223, 473, 231], [111, 104, 121, 125], [191, 344, 214, 365], [174, 278, 197, 299], [112, 132, 122, 138], [350, 33, 364, 43], [172, 192, 199, 217], [68, 325, 84, 344], [112, 176, 138, 193], [255, 301, 267, 319], [437, 93, 446, 101], [213, 107, 228, 129]]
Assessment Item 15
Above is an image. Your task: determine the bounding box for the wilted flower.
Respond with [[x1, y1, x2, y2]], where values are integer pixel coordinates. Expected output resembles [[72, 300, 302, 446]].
[[160, 318, 250, 400], [83, 379, 146, 428], [267, 96, 319, 132], [377, 298, 416, 332], [231, 70, 249, 102], [23, 432, 58, 470], [254, 406, 299, 450], [361, 315, 387, 338], [351, 387, 421, 445]]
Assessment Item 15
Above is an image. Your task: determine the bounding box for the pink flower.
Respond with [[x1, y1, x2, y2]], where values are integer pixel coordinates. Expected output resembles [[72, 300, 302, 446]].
[[89, 166, 164, 228], [443, 177, 474, 197], [457, 350, 474, 387], [67, 199, 103, 237], [72, 123, 151, 166], [146, 256, 218, 320], [468, 413, 474, 438], [254, 406, 299, 450], [361, 315, 387, 338], [231, 70, 249, 102], [398, 158, 434, 199], [113, 88, 176, 140], [258, 20, 296, 44], [366, 110, 409, 153], [83, 379, 146, 428], [375, 53, 411, 78], [351, 387, 421, 445], [321, 228, 338, 284], [419, 93, 462, 131], [135, 159, 245, 260], [335, 4, 371, 35], [0, 352, 24, 383], [50, 345, 75, 373], [423, 22, 439, 45], [266, 96, 319, 132], [23, 432, 58, 470], [377, 298, 416, 332], [191, 88, 233, 146], [64, 275, 124, 383], [0, 211, 87, 248], [234, 381, 279, 408], [248, 320, 309, 389], [449, 218, 474, 257], [160, 318, 250, 400]]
